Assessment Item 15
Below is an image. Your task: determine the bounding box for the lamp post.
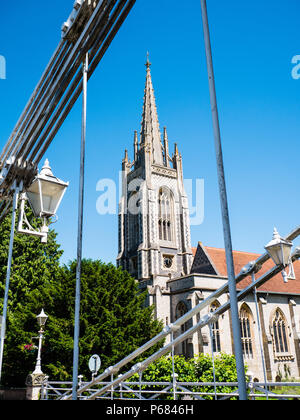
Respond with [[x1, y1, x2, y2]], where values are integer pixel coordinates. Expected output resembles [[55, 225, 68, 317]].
[[265, 228, 293, 283], [0, 160, 68, 384], [33, 309, 48, 375]]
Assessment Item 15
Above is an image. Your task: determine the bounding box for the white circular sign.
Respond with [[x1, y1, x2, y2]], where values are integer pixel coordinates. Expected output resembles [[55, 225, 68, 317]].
[[88, 354, 101, 374]]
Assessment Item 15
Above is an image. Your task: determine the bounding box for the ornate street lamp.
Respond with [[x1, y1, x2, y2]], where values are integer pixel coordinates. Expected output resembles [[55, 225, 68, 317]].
[[265, 228, 293, 283], [36, 309, 48, 330], [26, 159, 69, 219], [33, 309, 48, 376], [18, 159, 69, 243]]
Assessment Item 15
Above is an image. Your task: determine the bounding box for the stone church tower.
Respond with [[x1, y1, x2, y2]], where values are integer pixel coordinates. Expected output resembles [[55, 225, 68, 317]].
[[117, 57, 193, 318]]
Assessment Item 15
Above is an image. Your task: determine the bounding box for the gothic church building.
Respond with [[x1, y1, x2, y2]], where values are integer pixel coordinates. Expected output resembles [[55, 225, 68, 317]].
[[117, 59, 300, 383]]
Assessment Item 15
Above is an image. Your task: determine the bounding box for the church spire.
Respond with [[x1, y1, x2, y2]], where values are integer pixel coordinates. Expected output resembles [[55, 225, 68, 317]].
[[163, 127, 170, 167], [141, 54, 164, 166], [134, 130, 138, 162]]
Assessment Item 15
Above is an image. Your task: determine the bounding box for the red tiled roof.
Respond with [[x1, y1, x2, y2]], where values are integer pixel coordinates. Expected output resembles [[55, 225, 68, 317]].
[[191, 247, 197, 257], [202, 245, 300, 295]]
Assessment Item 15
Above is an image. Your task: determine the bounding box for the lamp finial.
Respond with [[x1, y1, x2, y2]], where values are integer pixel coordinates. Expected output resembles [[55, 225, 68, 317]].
[[40, 159, 53, 177]]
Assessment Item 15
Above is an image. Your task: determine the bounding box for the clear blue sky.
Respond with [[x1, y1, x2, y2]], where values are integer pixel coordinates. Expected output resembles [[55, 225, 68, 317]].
[[0, 0, 300, 265]]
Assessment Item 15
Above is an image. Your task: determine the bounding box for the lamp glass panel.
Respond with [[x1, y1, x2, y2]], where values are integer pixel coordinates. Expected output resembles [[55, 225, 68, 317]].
[[266, 244, 282, 265], [37, 310, 48, 326], [282, 243, 293, 266], [26, 179, 42, 217], [40, 179, 66, 216], [266, 242, 292, 266]]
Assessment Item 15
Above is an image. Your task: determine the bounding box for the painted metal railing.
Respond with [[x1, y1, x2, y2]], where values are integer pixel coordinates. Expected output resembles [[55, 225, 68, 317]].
[[41, 376, 300, 401]]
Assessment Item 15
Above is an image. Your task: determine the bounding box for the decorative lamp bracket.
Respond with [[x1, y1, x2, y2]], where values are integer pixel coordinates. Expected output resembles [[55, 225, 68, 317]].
[[17, 193, 49, 243]]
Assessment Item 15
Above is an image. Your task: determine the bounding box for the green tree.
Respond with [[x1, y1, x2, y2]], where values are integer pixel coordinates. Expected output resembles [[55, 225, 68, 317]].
[[0, 209, 163, 386], [194, 353, 242, 399], [0, 210, 63, 386], [129, 354, 245, 400], [44, 259, 164, 381]]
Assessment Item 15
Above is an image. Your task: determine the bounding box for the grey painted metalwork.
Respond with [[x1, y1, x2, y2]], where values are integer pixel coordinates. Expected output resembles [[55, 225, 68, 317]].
[[0, 0, 137, 220], [199, 0, 247, 399], [72, 53, 89, 401], [41, 377, 300, 401]]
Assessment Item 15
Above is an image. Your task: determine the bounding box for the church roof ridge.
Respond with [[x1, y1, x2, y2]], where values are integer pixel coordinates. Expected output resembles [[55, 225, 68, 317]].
[[203, 245, 261, 257]]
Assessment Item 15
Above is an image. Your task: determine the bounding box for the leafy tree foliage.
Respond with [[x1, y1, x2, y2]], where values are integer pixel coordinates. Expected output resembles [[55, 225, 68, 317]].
[[0, 211, 63, 386], [43, 259, 164, 381], [0, 211, 163, 386], [129, 354, 245, 400]]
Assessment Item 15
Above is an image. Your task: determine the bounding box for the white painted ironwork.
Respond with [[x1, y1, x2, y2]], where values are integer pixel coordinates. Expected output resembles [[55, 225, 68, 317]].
[[41, 377, 300, 401]]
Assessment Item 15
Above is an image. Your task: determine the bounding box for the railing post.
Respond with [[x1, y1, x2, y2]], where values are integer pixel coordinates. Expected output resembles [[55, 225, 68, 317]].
[[111, 374, 114, 400], [138, 370, 142, 400], [209, 322, 217, 400], [78, 375, 83, 388], [172, 373, 178, 401], [252, 272, 269, 400], [170, 331, 178, 400], [247, 371, 254, 400], [40, 375, 48, 400], [118, 374, 123, 400]]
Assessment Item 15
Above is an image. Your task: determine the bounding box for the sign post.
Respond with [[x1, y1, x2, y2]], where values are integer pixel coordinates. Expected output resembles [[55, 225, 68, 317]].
[[88, 354, 101, 381]]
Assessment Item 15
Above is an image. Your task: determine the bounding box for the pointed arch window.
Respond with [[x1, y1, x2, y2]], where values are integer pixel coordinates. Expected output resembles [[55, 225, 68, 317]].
[[210, 302, 221, 353], [175, 301, 188, 357], [239, 305, 254, 359], [272, 309, 289, 355], [176, 301, 188, 319], [128, 192, 140, 251], [158, 187, 174, 242]]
